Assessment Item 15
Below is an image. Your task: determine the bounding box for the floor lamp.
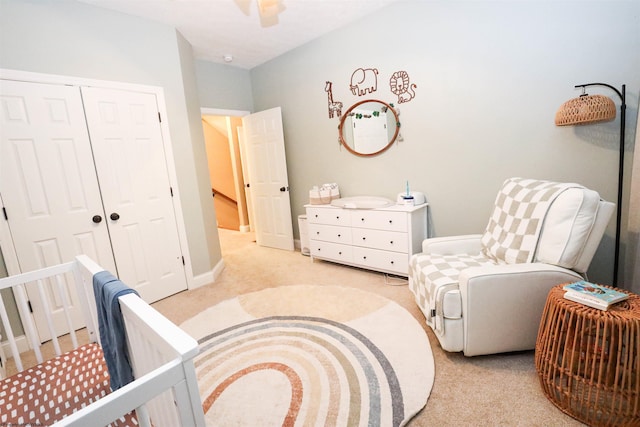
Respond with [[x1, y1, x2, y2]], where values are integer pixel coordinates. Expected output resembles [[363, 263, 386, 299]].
[[555, 82, 626, 286]]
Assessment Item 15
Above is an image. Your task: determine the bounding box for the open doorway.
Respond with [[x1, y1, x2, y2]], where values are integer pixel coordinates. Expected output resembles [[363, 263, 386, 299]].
[[201, 108, 253, 233], [202, 107, 294, 252]]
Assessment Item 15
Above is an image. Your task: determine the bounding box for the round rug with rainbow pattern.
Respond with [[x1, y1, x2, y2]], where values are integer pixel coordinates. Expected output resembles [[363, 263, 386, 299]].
[[180, 285, 434, 426]]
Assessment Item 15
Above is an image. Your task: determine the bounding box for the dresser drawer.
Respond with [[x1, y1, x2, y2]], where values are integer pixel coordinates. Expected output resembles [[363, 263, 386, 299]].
[[351, 210, 407, 232], [352, 247, 408, 275], [351, 228, 408, 253], [308, 223, 352, 245], [310, 240, 353, 263], [307, 207, 351, 226]]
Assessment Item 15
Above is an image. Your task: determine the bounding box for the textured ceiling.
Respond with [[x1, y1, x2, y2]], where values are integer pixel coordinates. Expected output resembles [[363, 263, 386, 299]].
[[77, 0, 401, 69]]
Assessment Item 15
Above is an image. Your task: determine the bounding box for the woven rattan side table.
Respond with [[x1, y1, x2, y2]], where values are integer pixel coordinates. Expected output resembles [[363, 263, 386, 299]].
[[535, 284, 640, 426]]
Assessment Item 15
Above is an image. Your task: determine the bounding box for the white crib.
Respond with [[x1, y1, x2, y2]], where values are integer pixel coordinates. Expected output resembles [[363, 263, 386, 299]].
[[0, 255, 205, 426]]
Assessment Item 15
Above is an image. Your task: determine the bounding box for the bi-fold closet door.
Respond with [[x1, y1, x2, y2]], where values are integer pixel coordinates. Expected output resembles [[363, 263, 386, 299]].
[[0, 79, 186, 341]]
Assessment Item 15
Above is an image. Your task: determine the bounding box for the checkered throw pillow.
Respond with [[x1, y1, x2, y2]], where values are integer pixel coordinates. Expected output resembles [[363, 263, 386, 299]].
[[481, 177, 580, 264]]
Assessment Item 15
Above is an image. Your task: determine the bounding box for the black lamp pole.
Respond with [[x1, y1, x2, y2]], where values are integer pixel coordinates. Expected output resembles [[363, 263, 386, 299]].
[[575, 83, 626, 286]]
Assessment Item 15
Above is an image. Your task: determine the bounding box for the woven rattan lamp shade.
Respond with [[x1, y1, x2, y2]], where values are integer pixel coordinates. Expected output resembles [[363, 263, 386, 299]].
[[555, 94, 616, 126]]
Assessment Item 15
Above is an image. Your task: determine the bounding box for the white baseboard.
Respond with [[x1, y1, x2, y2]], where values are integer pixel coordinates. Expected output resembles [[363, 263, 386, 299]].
[[190, 258, 226, 290], [1, 334, 29, 358], [239, 225, 251, 233]]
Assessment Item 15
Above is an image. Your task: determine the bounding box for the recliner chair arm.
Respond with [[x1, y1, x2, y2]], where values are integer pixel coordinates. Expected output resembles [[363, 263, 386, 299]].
[[457, 263, 583, 356], [422, 234, 482, 254]]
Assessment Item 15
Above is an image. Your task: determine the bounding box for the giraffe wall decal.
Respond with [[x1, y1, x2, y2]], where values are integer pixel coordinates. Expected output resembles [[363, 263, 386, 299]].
[[325, 81, 343, 119]]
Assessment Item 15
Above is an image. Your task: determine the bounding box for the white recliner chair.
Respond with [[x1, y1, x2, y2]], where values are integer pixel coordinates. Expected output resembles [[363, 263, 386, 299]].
[[409, 177, 615, 356]]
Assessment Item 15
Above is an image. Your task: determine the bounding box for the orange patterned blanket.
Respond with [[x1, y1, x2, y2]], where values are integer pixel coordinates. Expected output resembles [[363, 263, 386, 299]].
[[0, 342, 137, 426]]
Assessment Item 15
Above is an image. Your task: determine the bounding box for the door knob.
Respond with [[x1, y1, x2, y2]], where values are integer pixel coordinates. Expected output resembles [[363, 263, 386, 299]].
[[92, 215, 102, 224], [280, 186, 287, 192], [110, 213, 120, 221]]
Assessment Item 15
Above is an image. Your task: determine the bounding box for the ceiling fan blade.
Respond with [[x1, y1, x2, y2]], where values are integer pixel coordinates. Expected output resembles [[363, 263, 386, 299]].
[[259, 13, 279, 28], [257, 0, 281, 17], [233, 0, 251, 16]]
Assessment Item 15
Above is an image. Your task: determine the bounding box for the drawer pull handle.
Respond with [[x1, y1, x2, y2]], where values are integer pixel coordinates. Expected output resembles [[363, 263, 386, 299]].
[[316, 231, 320, 235], [339, 251, 342, 255], [362, 237, 366, 241], [363, 256, 367, 260], [389, 220, 393, 224], [391, 261, 394, 264], [390, 241, 394, 244], [361, 218, 365, 222], [338, 234, 341, 237], [336, 216, 340, 219]]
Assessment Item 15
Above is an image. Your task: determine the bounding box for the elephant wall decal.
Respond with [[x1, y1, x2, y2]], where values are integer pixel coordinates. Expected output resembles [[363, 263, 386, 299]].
[[350, 67, 379, 96]]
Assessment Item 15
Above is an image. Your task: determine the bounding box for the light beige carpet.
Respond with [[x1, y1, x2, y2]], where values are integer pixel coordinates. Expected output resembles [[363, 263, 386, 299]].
[[153, 229, 586, 426], [181, 285, 434, 426]]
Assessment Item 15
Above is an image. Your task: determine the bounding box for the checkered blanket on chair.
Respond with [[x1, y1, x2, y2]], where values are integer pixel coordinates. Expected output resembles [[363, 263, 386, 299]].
[[480, 177, 583, 264], [410, 252, 495, 332]]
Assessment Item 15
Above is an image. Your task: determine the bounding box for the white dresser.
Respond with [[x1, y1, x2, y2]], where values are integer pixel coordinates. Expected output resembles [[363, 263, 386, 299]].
[[305, 203, 428, 276]]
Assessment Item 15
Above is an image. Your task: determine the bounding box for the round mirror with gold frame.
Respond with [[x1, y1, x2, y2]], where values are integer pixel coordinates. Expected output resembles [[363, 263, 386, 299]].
[[338, 99, 400, 157]]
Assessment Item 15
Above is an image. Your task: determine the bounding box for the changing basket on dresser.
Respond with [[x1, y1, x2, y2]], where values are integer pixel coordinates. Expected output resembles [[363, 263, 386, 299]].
[[305, 203, 427, 276]]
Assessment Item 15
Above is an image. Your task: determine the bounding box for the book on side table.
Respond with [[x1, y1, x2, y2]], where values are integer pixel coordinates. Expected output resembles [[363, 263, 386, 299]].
[[563, 281, 629, 311]]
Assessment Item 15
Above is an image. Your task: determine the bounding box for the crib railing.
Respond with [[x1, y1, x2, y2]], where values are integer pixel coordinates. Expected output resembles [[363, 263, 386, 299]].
[[56, 291, 204, 427], [0, 255, 205, 427], [0, 258, 98, 373]]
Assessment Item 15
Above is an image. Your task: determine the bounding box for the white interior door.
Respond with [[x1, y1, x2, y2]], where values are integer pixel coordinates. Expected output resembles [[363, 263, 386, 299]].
[[0, 80, 117, 340], [237, 125, 255, 232], [242, 107, 294, 250], [81, 87, 187, 302]]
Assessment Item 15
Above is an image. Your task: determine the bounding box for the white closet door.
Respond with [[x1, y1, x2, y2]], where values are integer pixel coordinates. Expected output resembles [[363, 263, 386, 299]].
[[81, 87, 187, 302], [0, 80, 117, 340]]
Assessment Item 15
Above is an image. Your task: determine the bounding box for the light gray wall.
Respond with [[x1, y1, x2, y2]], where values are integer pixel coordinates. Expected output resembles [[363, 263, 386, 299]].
[[627, 104, 640, 294], [0, 259, 23, 338], [248, 1, 639, 285], [175, 33, 223, 276], [0, 0, 221, 277], [195, 60, 254, 111]]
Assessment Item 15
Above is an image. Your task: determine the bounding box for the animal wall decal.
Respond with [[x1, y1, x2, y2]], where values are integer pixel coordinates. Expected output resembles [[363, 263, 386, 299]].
[[350, 67, 379, 96], [323, 68, 417, 123], [324, 81, 343, 119], [389, 70, 417, 104]]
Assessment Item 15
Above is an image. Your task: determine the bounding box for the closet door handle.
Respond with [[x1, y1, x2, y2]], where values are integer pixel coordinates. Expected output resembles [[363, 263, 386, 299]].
[[92, 215, 103, 224], [110, 213, 120, 221]]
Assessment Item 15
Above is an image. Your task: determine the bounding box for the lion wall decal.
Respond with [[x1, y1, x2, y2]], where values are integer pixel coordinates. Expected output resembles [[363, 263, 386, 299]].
[[389, 70, 417, 104]]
